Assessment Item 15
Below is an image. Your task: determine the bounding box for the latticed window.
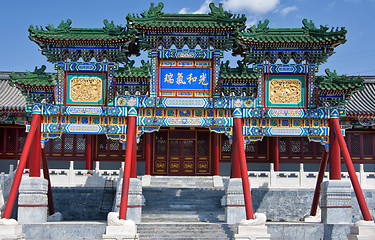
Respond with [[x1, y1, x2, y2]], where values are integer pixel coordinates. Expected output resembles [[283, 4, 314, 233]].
[[6, 128, 16, 152], [155, 131, 167, 155], [97, 135, 108, 153], [258, 141, 267, 155], [76, 134, 85, 153], [183, 140, 195, 156], [221, 135, 231, 154], [291, 138, 301, 155], [169, 140, 180, 156], [64, 134, 74, 153], [350, 133, 361, 156], [279, 138, 288, 154], [0, 128, 3, 152], [137, 136, 143, 154], [17, 130, 27, 153], [315, 142, 324, 156], [245, 142, 255, 153], [303, 138, 313, 155], [363, 133, 373, 156], [197, 131, 209, 156], [52, 138, 62, 152], [109, 140, 120, 152]]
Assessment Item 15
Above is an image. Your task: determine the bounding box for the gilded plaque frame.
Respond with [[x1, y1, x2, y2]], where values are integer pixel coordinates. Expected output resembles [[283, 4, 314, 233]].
[[65, 72, 107, 106], [265, 74, 306, 108]]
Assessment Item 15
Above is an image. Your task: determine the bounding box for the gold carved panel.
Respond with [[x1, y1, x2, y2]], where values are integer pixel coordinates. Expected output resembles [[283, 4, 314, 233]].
[[269, 79, 301, 104], [70, 77, 102, 102]]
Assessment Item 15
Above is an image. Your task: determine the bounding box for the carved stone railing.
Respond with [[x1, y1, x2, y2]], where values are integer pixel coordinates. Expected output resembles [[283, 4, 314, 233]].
[[46, 161, 121, 187], [0, 165, 16, 213], [247, 163, 375, 189], [1, 162, 373, 189]]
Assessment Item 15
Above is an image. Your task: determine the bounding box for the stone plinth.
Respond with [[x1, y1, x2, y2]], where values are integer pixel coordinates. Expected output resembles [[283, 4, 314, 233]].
[[348, 220, 375, 240], [213, 175, 224, 188], [234, 213, 270, 240], [18, 177, 48, 224], [102, 212, 139, 240], [0, 219, 25, 240], [114, 178, 142, 223], [224, 178, 246, 224], [141, 175, 151, 187], [321, 180, 352, 224]]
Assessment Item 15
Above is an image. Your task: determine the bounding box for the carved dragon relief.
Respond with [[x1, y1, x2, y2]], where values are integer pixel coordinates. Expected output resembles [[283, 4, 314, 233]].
[[269, 79, 301, 104], [70, 77, 102, 102]]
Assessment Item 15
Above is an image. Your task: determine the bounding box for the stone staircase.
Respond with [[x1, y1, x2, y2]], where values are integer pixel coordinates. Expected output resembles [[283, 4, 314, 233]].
[[147, 176, 219, 188], [138, 176, 235, 239]]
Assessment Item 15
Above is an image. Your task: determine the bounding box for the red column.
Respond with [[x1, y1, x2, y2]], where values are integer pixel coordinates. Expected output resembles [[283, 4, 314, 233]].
[[329, 118, 341, 180], [331, 118, 372, 221], [310, 149, 329, 216], [2, 113, 40, 218], [272, 137, 280, 171], [213, 132, 220, 176], [86, 135, 92, 171], [30, 115, 41, 177], [130, 127, 137, 178], [42, 148, 55, 215], [145, 133, 151, 175], [230, 127, 241, 178], [119, 113, 136, 220], [234, 116, 254, 220]]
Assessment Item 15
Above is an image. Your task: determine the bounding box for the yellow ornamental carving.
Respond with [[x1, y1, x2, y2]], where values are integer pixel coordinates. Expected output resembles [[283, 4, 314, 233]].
[[269, 79, 301, 104], [70, 77, 102, 102]]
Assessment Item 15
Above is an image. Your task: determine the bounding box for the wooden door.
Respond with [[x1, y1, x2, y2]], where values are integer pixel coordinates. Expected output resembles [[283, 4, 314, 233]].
[[152, 128, 212, 176]]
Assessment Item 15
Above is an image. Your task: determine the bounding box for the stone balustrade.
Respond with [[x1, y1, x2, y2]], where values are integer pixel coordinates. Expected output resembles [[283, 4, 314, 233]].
[[248, 163, 375, 189], [0, 162, 371, 189], [0, 164, 15, 212]]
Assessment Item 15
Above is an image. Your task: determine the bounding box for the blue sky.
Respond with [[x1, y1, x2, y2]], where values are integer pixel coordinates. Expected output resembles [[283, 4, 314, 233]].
[[1, 0, 375, 76]]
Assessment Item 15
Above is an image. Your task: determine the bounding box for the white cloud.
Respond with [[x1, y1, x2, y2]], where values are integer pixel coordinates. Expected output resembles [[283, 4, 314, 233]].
[[193, 0, 212, 14], [179, 8, 189, 14], [279, 6, 297, 16], [246, 16, 257, 27], [178, 0, 212, 14], [222, 0, 280, 15], [327, 1, 336, 9]]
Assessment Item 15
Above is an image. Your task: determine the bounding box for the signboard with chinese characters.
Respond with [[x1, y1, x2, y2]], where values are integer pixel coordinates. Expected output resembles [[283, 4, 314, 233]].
[[65, 73, 106, 105], [158, 60, 212, 98], [265, 74, 306, 108]]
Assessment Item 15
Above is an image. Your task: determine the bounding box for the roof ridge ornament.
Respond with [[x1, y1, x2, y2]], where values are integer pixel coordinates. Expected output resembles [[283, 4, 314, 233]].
[[45, 19, 72, 32], [209, 3, 232, 18], [302, 19, 317, 31], [103, 19, 124, 33], [33, 65, 46, 75], [140, 2, 164, 18], [247, 19, 269, 33], [319, 68, 364, 85]]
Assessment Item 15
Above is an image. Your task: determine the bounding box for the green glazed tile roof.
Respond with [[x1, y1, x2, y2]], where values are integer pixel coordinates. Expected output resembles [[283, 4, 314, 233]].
[[114, 61, 150, 79], [127, 3, 246, 32], [9, 66, 57, 88], [317, 69, 364, 92], [29, 19, 136, 43], [220, 61, 258, 81], [238, 19, 347, 47]]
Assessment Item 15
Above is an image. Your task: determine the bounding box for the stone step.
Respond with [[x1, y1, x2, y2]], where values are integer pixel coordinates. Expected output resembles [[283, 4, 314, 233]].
[[149, 176, 216, 188], [137, 223, 235, 239], [142, 211, 225, 222]]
